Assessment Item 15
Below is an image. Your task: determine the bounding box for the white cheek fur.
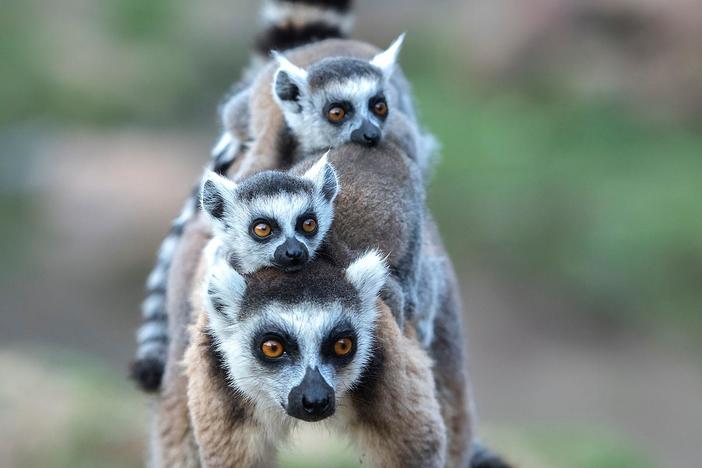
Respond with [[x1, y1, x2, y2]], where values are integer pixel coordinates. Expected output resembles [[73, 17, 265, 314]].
[[207, 299, 379, 416]]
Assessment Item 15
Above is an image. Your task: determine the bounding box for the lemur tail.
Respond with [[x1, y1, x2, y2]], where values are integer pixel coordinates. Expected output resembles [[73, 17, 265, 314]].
[[215, 0, 356, 175], [131, 0, 356, 393], [253, 0, 354, 64]]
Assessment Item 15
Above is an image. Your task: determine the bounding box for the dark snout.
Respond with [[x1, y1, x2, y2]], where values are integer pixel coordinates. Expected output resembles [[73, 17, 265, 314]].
[[287, 367, 335, 422], [350, 119, 381, 147], [273, 237, 309, 272]]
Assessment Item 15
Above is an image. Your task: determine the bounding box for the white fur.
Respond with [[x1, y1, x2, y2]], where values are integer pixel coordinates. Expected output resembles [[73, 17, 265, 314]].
[[345, 249, 388, 305], [370, 33, 405, 78], [303, 153, 339, 201]]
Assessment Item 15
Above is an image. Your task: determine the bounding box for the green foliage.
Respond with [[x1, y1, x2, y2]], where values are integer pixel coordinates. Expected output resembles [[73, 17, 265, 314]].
[[410, 69, 702, 333]]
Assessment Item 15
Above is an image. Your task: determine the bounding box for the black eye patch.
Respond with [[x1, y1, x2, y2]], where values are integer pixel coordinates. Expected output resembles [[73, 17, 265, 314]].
[[321, 324, 358, 366], [252, 329, 300, 365], [249, 218, 280, 242], [324, 101, 353, 125], [296, 212, 319, 237], [368, 94, 388, 120]]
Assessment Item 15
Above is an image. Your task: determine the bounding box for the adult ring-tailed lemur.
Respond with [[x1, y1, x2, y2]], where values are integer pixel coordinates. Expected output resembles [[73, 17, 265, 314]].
[[134, 1, 510, 467]]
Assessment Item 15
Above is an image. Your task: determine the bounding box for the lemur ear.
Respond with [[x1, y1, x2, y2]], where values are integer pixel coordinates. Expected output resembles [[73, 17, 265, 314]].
[[303, 153, 339, 202], [370, 33, 405, 78], [345, 249, 388, 302], [200, 171, 237, 226], [272, 52, 308, 113], [204, 254, 246, 331]]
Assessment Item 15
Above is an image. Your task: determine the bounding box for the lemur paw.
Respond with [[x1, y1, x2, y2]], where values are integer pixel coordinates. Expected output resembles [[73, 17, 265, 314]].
[[469, 443, 513, 468], [130, 357, 165, 393]]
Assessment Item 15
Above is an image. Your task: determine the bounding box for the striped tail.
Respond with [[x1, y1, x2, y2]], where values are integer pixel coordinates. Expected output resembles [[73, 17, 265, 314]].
[[131, 0, 357, 393], [130, 192, 197, 392], [254, 0, 354, 63]]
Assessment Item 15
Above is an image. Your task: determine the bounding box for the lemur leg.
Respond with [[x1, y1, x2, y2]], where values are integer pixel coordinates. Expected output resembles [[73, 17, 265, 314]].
[[184, 290, 281, 468], [380, 274, 405, 330], [150, 366, 199, 468], [346, 302, 447, 468], [149, 218, 215, 467], [431, 277, 474, 467]]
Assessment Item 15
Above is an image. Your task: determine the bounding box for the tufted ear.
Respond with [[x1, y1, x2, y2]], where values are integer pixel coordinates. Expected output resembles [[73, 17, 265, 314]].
[[345, 249, 388, 303], [370, 33, 405, 79], [272, 52, 309, 114], [303, 153, 339, 202], [200, 171, 237, 230], [204, 254, 246, 332]]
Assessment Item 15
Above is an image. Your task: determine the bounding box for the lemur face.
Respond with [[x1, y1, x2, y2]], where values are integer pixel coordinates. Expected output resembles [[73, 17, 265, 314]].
[[201, 155, 339, 274], [273, 34, 405, 153], [203, 248, 387, 422]]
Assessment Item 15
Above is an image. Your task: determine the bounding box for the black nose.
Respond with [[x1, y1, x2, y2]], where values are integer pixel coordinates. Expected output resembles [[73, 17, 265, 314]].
[[363, 131, 380, 146], [350, 120, 381, 147], [302, 394, 330, 415], [286, 246, 303, 259], [287, 367, 335, 422], [274, 237, 309, 271]]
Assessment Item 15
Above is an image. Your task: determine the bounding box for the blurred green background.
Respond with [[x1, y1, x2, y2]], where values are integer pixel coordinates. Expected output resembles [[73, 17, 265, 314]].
[[1, 0, 700, 467]]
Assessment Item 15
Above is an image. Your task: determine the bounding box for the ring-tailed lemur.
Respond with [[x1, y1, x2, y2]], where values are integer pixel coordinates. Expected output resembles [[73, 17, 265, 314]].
[[131, 0, 357, 393], [183, 243, 448, 467], [200, 154, 338, 274]]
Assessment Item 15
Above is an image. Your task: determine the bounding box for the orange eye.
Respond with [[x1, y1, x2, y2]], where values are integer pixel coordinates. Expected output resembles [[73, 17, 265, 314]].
[[373, 100, 388, 117], [333, 337, 353, 357], [253, 222, 272, 238], [302, 218, 317, 233], [261, 339, 284, 358], [327, 106, 346, 123]]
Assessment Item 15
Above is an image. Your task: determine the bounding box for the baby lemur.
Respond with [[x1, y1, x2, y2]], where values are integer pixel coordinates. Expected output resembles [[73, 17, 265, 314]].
[[200, 154, 338, 274]]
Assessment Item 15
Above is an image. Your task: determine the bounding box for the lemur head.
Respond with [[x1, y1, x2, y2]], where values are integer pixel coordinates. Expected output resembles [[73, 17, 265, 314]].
[[201, 155, 339, 274], [272, 34, 405, 152], [204, 248, 388, 422]]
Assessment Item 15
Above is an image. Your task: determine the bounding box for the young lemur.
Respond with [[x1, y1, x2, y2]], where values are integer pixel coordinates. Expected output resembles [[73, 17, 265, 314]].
[[200, 154, 339, 275]]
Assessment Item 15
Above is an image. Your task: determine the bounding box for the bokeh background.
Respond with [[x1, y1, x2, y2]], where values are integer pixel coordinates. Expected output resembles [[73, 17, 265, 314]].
[[2, 0, 701, 467]]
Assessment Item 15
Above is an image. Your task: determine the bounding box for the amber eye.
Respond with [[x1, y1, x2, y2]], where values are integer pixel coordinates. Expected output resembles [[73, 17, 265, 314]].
[[327, 106, 346, 123], [373, 100, 388, 117], [301, 218, 317, 234], [261, 339, 284, 358], [253, 222, 272, 238], [333, 337, 353, 357]]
